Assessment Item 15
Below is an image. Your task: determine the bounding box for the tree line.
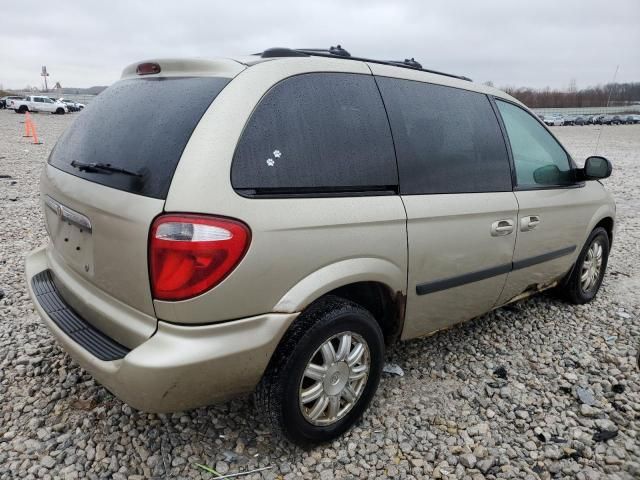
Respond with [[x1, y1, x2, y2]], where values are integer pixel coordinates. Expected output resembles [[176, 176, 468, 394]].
[[499, 82, 640, 108]]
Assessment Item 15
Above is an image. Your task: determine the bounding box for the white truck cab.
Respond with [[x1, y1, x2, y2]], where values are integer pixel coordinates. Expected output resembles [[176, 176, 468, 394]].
[[12, 95, 68, 114]]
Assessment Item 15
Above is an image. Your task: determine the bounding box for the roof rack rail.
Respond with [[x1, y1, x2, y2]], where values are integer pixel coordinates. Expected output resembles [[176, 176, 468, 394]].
[[296, 45, 352, 57], [260, 47, 309, 58], [387, 58, 423, 70], [258, 46, 472, 82]]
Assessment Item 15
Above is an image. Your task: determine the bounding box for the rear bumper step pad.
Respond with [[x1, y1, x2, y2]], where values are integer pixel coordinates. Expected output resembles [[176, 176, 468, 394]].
[[31, 270, 130, 361]]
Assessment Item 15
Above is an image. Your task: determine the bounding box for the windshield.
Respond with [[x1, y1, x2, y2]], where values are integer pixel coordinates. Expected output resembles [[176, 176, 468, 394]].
[[48, 76, 230, 199]]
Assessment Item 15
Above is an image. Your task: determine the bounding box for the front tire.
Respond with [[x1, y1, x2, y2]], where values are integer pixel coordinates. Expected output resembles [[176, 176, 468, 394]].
[[255, 295, 384, 446], [56, 108, 65, 114], [561, 227, 610, 304]]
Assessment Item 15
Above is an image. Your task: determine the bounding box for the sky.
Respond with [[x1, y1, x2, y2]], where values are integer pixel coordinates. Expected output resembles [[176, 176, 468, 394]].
[[1, 0, 638, 91]]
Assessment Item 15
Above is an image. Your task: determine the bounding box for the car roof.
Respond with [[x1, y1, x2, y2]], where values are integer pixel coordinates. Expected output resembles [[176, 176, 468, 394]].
[[234, 50, 519, 103], [121, 48, 521, 105]]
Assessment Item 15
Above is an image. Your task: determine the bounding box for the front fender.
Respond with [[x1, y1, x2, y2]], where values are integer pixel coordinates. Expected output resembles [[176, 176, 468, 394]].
[[273, 257, 406, 313], [582, 193, 616, 247]]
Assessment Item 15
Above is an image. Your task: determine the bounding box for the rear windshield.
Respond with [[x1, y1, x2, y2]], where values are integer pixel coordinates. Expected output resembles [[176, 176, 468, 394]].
[[48, 76, 230, 199]]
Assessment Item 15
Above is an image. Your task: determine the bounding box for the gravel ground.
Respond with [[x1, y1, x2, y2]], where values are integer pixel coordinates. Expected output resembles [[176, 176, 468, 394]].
[[0, 111, 638, 480]]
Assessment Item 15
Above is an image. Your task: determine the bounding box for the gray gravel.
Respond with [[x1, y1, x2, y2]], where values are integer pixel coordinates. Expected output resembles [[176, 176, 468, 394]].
[[1, 111, 639, 479]]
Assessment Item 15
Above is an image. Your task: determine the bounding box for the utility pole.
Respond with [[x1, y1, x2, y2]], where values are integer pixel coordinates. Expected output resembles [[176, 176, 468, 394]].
[[41, 66, 49, 92]]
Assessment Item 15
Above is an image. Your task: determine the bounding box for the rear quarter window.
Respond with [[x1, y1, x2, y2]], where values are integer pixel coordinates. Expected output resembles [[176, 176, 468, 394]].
[[48, 76, 230, 199], [231, 72, 398, 195]]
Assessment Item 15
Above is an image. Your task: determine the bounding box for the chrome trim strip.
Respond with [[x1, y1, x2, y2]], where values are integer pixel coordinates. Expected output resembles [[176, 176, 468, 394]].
[[44, 195, 92, 233]]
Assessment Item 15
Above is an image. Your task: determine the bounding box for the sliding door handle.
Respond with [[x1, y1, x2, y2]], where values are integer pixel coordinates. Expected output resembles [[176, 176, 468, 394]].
[[521, 215, 541, 231], [491, 219, 515, 236]]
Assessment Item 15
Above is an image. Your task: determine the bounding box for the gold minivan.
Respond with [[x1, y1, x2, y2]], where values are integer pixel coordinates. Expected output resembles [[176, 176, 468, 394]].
[[26, 47, 615, 445]]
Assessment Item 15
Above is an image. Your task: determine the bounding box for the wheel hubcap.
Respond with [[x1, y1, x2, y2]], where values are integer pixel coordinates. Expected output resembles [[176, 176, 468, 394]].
[[299, 331, 370, 426], [581, 240, 603, 292]]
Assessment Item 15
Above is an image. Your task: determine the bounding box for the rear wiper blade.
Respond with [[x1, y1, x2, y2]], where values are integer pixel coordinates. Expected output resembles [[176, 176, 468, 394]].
[[70, 160, 142, 177]]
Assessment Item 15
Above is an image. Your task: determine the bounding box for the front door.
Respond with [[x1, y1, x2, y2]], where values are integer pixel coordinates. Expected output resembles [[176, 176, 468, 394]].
[[32, 97, 44, 112], [494, 100, 594, 304], [373, 72, 518, 339], [43, 98, 56, 112]]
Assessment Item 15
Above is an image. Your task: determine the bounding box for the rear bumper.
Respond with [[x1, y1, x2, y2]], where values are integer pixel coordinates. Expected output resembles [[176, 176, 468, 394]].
[[26, 246, 298, 412]]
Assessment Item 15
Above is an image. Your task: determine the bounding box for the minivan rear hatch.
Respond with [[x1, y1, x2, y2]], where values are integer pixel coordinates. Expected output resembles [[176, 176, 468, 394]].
[[43, 73, 233, 340]]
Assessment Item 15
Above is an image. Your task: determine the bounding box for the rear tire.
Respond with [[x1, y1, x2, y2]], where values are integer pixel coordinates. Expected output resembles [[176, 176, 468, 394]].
[[560, 227, 610, 304], [255, 295, 384, 446], [17, 106, 28, 114], [56, 108, 65, 115]]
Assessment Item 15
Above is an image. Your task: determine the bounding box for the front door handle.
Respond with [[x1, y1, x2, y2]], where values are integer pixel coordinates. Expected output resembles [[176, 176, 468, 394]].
[[521, 215, 541, 231], [491, 219, 515, 236]]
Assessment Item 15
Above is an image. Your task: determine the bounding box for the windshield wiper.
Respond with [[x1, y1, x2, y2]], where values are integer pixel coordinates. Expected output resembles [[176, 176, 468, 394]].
[[70, 160, 142, 177]]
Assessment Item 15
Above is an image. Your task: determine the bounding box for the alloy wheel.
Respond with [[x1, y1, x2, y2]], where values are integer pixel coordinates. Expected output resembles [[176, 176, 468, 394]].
[[298, 332, 370, 426], [581, 239, 603, 292]]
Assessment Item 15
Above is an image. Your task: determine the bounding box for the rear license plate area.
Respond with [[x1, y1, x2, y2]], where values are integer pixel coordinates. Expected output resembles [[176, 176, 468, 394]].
[[44, 197, 95, 276]]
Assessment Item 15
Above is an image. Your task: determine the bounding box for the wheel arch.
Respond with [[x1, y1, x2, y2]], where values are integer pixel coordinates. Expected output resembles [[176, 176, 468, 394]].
[[594, 216, 614, 246], [560, 211, 615, 289], [273, 258, 407, 344]]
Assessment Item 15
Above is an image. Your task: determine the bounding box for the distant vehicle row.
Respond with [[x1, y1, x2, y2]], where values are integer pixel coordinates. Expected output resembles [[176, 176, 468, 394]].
[[540, 113, 640, 126], [0, 95, 85, 113]]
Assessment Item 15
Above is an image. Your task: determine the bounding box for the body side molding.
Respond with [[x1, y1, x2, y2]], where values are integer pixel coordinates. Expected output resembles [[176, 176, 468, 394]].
[[512, 245, 576, 271], [416, 245, 576, 296], [416, 264, 512, 296]]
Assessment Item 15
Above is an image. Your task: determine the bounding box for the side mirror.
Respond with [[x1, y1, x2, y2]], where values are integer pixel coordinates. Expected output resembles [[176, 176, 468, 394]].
[[533, 164, 562, 185], [583, 156, 612, 180]]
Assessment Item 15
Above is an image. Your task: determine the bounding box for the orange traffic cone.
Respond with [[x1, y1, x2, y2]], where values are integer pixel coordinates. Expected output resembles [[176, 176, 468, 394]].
[[23, 112, 33, 138], [30, 120, 42, 145]]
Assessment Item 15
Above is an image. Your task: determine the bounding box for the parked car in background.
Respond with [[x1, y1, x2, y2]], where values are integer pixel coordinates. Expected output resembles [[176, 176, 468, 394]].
[[11, 95, 68, 114], [573, 116, 588, 126], [0, 97, 5, 109], [543, 114, 564, 126], [563, 115, 577, 126], [626, 114, 640, 124], [59, 98, 80, 112], [3, 96, 25, 110], [602, 115, 625, 125], [592, 114, 606, 125], [26, 51, 616, 445]]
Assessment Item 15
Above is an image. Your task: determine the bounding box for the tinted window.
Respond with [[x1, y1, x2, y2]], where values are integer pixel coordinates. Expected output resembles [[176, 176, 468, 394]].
[[376, 77, 512, 195], [232, 73, 397, 194], [496, 100, 572, 187], [49, 76, 230, 199]]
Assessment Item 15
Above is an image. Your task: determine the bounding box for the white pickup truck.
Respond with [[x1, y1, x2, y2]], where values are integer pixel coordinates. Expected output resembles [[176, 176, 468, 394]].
[[10, 95, 68, 114]]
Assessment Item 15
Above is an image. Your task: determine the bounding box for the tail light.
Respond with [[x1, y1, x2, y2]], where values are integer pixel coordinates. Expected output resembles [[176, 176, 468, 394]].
[[149, 214, 250, 301]]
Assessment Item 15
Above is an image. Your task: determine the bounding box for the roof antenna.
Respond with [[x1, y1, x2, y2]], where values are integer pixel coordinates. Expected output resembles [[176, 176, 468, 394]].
[[594, 65, 619, 155]]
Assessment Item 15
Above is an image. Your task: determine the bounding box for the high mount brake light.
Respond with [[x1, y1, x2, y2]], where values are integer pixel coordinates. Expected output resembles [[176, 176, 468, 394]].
[[136, 62, 161, 75], [149, 215, 250, 301]]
